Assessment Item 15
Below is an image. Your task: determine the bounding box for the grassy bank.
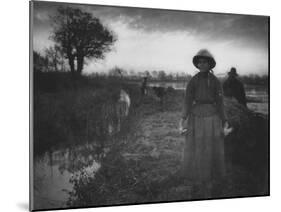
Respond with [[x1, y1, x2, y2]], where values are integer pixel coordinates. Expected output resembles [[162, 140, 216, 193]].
[[33, 72, 141, 157]]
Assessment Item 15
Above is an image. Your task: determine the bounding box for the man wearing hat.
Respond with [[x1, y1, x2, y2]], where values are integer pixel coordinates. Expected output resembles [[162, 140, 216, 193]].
[[140, 76, 148, 96], [223, 67, 247, 107]]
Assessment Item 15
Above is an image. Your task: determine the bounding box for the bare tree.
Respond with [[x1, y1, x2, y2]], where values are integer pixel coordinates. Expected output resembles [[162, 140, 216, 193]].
[[144, 70, 151, 78], [50, 6, 116, 76], [151, 70, 158, 79], [158, 70, 167, 81], [33, 51, 49, 72], [45, 45, 66, 72]]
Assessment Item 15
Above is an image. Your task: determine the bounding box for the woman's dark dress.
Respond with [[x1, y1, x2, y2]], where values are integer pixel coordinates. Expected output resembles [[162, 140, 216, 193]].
[[182, 71, 226, 183]]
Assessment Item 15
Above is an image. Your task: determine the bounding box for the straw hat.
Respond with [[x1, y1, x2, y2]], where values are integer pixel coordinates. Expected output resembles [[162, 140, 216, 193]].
[[193, 49, 216, 69]]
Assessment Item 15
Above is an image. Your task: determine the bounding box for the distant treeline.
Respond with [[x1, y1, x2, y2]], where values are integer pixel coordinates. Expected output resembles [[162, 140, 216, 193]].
[[34, 50, 268, 86], [238, 75, 268, 86]]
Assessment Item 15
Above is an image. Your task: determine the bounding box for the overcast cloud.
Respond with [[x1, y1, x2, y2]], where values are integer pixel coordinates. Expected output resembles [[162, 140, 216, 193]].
[[32, 1, 269, 75]]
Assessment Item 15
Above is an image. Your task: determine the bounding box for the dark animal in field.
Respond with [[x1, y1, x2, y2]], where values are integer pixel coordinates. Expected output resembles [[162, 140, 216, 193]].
[[149, 86, 175, 110], [152, 86, 166, 103], [150, 86, 167, 111], [166, 86, 175, 93]]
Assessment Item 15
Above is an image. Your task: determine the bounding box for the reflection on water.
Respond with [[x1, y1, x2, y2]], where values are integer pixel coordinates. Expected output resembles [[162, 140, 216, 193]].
[[149, 82, 187, 90], [33, 144, 102, 209]]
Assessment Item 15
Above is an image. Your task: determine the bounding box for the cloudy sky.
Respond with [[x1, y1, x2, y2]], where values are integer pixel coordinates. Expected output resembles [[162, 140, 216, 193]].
[[32, 1, 269, 76]]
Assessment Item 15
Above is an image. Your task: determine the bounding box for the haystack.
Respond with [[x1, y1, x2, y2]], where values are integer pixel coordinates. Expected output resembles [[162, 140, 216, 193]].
[[224, 97, 268, 183]]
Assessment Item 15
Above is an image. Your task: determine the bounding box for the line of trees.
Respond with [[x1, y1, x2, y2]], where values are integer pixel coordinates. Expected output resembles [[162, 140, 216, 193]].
[[104, 67, 269, 85], [239, 74, 268, 86], [34, 46, 66, 72], [107, 66, 192, 81], [34, 51, 268, 85]]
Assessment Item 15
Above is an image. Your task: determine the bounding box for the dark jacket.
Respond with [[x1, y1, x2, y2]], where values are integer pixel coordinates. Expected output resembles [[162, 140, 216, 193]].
[[141, 79, 148, 95], [223, 77, 247, 107], [182, 71, 226, 122]]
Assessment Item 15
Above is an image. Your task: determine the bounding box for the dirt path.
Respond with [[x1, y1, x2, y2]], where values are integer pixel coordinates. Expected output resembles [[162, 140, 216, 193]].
[[119, 94, 201, 202], [123, 109, 184, 178]]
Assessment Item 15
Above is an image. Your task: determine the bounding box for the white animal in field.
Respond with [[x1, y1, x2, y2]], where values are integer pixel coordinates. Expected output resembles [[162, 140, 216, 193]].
[[118, 89, 131, 116], [99, 89, 131, 136], [116, 89, 131, 132]]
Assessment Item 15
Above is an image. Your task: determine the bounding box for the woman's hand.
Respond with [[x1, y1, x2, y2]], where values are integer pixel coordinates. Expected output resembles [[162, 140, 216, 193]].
[[179, 126, 188, 134], [179, 118, 189, 135], [223, 121, 233, 136]]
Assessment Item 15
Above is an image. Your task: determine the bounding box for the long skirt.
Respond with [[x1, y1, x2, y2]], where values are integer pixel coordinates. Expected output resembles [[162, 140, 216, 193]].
[[182, 113, 225, 184]]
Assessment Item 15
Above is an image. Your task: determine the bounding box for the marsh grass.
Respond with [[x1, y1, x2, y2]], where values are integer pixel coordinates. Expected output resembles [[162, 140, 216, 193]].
[[33, 72, 140, 157]]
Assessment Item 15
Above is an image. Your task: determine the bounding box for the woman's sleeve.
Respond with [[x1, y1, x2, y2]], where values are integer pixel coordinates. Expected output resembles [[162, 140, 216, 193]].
[[216, 78, 227, 123], [182, 78, 194, 119]]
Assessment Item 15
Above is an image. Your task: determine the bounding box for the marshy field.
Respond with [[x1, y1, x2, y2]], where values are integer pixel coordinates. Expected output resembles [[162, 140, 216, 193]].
[[32, 72, 269, 210], [30, 3, 269, 210]]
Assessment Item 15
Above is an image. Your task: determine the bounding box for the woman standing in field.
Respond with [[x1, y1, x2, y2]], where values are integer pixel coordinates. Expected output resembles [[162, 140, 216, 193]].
[[179, 49, 227, 196]]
